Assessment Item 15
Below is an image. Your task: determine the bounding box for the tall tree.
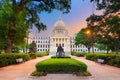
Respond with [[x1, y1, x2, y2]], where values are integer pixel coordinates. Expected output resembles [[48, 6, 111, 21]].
[[29, 41, 37, 53], [75, 28, 92, 53], [87, 0, 120, 53], [0, 0, 71, 53]]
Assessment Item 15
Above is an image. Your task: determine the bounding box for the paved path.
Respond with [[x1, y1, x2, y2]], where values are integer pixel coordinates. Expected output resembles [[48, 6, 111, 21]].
[[0, 56, 50, 80], [71, 56, 120, 80], [0, 56, 120, 80]]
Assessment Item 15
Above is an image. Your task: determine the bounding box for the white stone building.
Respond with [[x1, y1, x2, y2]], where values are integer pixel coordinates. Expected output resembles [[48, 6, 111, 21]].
[[30, 15, 102, 55]]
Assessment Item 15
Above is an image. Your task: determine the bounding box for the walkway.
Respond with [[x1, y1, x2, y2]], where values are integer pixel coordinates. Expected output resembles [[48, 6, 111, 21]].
[[71, 56, 120, 80], [0, 56, 120, 80], [0, 56, 50, 80]]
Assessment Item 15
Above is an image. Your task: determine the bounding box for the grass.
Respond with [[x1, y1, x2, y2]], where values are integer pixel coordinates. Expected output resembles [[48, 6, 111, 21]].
[[35, 58, 88, 76]]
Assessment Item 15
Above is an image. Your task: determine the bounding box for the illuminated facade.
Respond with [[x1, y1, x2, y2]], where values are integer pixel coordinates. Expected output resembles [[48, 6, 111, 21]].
[[30, 15, 102, 55]]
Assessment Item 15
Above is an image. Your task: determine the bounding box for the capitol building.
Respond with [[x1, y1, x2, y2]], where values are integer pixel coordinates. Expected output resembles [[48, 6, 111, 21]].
[[30, 15, 102, 55]]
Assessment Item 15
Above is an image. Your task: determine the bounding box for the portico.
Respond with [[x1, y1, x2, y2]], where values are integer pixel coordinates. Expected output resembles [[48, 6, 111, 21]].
[[50, 15, 70, 55]]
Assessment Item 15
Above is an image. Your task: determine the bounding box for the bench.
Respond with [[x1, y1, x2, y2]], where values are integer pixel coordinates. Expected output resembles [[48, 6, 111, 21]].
[[97, 59, 104, 64], [16, 58, 23, 63]]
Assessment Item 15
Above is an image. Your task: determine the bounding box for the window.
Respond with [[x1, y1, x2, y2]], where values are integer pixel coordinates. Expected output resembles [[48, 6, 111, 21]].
[[59, 44, 61, 46], [62, 38, 64, 42], [53, 38, 55, 41], [59, 38, 61, 42], [62, 43, 64, 47], [95, 49, 96, 52], [56, 38, 58, 42], [56, 44, 58, 47], [81, 49, 82, 52]]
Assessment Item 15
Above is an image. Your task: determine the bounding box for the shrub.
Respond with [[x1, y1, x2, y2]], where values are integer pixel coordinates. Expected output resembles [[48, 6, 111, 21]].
[[0, 53, 30, 67], [29, 53, 37, 59], [71, 51, 86, 57], [85, 53, 120, 67], [36, 52, 49, 57], [15, 53, 30, 61], [36, 58, 87, 73], [108, 58, 120, 67], [51, 55, 71, 58]]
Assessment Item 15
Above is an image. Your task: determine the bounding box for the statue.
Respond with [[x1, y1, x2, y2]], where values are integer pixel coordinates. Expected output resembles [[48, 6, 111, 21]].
[[56, 44, 64, 57]]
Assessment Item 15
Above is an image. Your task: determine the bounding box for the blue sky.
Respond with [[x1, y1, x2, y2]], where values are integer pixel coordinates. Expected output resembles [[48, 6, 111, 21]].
[[32, 0, 101, 36]]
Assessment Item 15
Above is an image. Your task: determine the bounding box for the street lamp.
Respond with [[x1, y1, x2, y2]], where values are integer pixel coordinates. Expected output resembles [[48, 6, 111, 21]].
[[85, 29, 94, 53], [86, 30, 91, 35]]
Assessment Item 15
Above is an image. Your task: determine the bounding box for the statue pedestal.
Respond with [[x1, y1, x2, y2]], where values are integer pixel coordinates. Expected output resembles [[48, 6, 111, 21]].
[[56, 52, 65, 58]]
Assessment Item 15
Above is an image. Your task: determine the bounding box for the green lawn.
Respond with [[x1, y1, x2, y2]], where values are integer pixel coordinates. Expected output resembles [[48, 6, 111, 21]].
[[36, 58, 87, 73]]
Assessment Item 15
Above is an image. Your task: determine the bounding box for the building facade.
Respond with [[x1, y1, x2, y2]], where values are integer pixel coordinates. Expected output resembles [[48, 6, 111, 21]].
[[30, 15, 102, 55]]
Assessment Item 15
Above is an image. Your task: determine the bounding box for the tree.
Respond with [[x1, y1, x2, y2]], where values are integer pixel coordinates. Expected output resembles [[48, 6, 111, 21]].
[[29, 41, 37, 53], [75, 28, 92, 53], [86, 0, 120, 54], [0, 0, 71, 53], [94, 43, 106, 50]]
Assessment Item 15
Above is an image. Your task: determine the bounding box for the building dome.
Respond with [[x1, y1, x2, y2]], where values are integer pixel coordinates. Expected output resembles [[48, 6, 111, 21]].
[[51, 14, 69, 37], [53, 15, 66, 31]]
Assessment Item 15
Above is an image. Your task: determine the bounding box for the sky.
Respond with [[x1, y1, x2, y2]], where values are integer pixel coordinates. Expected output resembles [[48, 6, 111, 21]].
[[32, 0, 102, 36]]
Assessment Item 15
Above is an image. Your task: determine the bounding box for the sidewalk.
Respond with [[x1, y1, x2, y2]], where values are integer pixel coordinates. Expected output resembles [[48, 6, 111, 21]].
[[71, 56, 120, 80], [0, 56, 50, 80], [0, 56, 120, 80]]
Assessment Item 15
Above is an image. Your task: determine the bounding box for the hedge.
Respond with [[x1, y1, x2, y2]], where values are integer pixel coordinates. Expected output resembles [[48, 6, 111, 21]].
[[0, 53, 30, 67], [71, 52, 86, 57], [51, 55, 71, 58], [29, 53, 37, 59], [36, 58, 87, 73], [85, 53, 120, 67], [36, 52, 49, 57]]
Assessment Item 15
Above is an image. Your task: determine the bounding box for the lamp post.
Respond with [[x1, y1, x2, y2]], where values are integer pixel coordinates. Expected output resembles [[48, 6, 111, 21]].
[[85, 29, 94, 53]]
